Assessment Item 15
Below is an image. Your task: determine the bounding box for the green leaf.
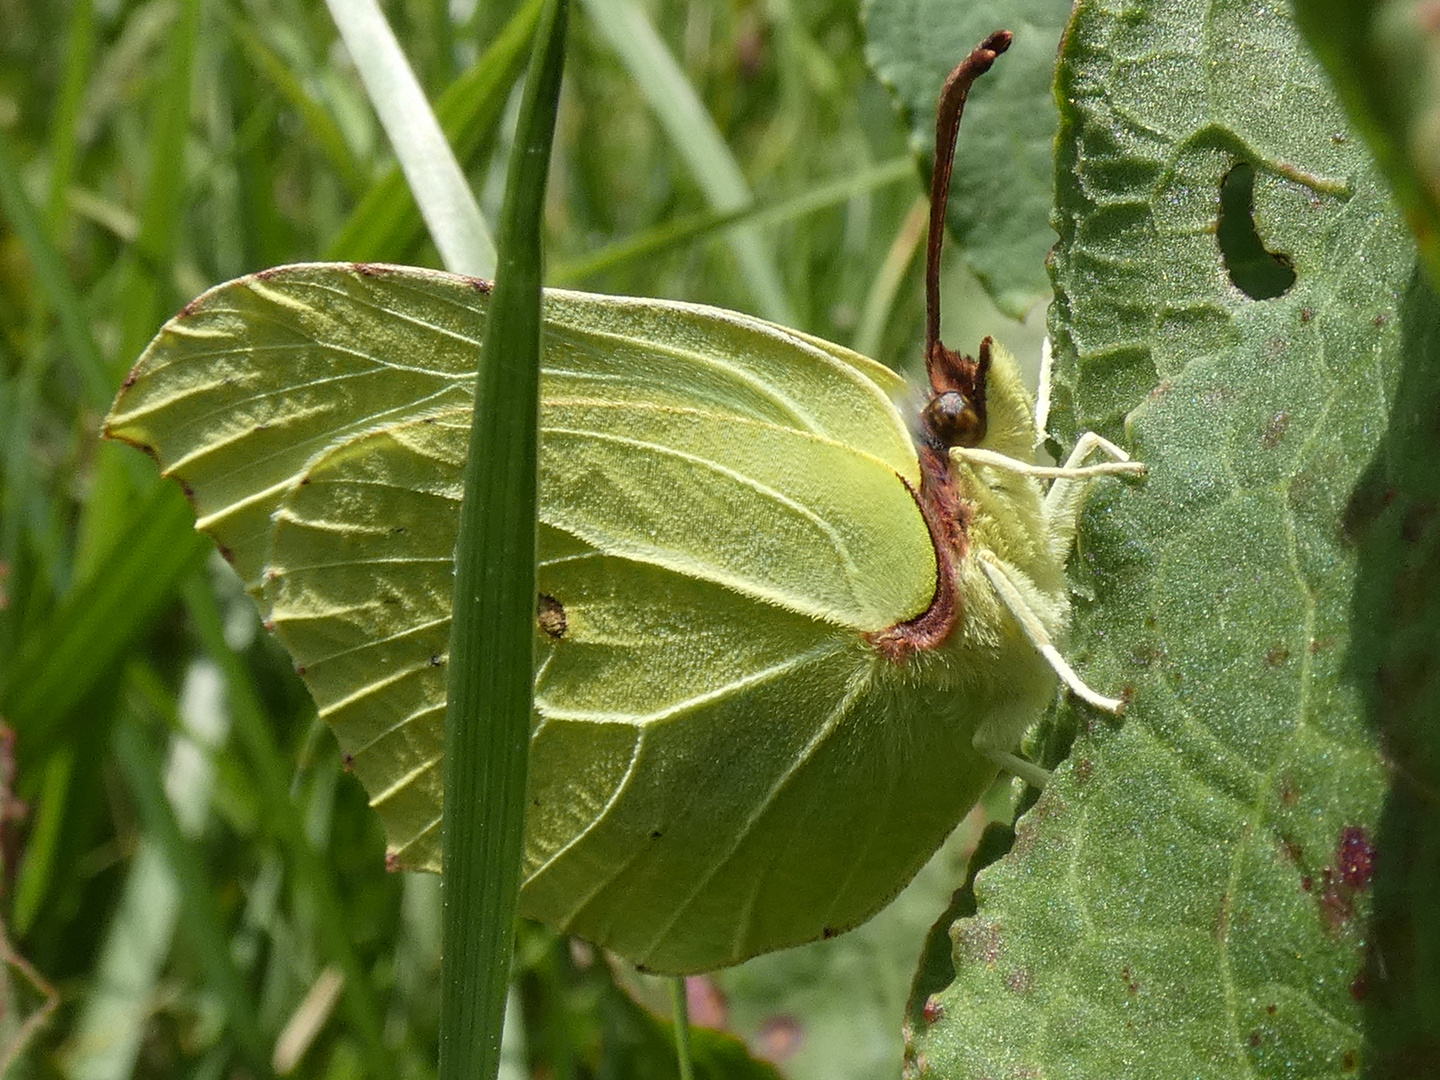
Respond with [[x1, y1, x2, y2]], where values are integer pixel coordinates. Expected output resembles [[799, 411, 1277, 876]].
[[865, 0, 1072, 317], [1293, 0, 1440, 295], [913, 1, 1410, 1076]]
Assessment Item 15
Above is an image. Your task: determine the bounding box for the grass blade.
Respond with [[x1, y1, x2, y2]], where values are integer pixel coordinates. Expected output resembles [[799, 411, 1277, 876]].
[[0, 127, 109, 407], [323, 0, 542, 265], [63, 659, 230, 1080], [111, 718, 272, 1076], [223, 13, 367, 196], [440, 0, 567, 1075], [324, 0, 495, 276], [1, 483, 208, 763], [670, 978, 694, 1080], [579, 0, 796, 325], [550, 155, 912, 286]]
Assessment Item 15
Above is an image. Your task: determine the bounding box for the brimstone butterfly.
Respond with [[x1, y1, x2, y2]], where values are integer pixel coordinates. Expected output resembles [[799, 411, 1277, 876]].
[[104, 32, 1142, 974]]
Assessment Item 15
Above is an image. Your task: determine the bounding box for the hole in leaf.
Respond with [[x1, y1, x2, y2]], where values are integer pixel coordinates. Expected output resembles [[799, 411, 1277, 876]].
[[1217, 163, 1296, 300]]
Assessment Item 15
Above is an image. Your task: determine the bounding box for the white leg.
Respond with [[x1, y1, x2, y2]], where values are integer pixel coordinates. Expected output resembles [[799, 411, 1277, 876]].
[[976, 551, 1126, 715], [1041, 432, 1145, 556], [977, 746, 1051, 790], [950, 444, 1145, 481]]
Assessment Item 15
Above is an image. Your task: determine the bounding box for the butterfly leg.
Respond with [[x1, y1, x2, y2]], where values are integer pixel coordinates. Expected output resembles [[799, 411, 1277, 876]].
[[974, 550, 1125, 715], [976, 745, 1051, 790], [1040, 432, 1145, 558]]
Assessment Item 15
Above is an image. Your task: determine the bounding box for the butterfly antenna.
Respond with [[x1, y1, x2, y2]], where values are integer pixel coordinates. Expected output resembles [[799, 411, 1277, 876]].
[[924, 30, 1012, 371]]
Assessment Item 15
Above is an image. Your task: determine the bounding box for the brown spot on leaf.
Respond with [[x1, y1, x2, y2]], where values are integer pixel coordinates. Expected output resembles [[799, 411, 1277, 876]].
[[429, 654, 444, 667], [1248, 1031, 1262, 1047], [1266, 643, 1290, 667], [353, 262, 394, 277], [1300, 308, 1314, 323], [254, 266, 286, 280], [822, 926, 838, 939], [1341, 1048, 1359, 1072], [1120, 966, 1139, 994], [295, 664, 307, 677], [470, 277, 494, 294], [921, 996, 944, 1024], [1261, 411, 1289, 448], [1006, 967, 1033, 994], [341, 752, 353, 772], [537, 594, 567, 639], [1266, 1003, 1277, 1015], [385, 850, 402, 872], [1337, 826, 1375, 890], [1074, 758, 1093, 786], [1280, 775, 1300, 807]]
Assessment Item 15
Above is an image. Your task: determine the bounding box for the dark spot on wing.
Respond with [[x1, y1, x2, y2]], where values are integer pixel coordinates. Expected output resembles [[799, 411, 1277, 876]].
[[537, 594, 567, 639]]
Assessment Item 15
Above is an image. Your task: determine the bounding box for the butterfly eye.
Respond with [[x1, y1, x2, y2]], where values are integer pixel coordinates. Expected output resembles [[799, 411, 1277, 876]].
[[923, 389, 987, 449]]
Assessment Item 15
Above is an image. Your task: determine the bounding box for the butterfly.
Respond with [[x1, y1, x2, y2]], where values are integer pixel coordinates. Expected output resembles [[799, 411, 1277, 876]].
[[105, 30, 1143, 974]]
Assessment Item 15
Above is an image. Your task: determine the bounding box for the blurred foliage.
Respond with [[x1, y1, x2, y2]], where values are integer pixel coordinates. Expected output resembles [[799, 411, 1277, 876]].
[[0, 0, 1032, 1075]]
